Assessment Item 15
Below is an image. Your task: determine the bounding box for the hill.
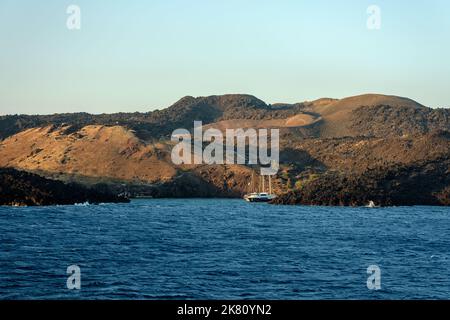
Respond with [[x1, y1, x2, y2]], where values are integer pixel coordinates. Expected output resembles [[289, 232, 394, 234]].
[[0, 93, 449, 205]]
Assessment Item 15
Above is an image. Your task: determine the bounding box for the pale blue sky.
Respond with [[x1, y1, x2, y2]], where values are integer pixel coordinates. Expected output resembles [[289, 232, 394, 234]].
[[0, 0, 449, 115]]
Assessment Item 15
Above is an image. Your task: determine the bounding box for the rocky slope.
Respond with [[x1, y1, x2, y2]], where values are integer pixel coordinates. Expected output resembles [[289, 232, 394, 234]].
[[0, 124, 257, 197], [0, 168, 129, 206], [271, 157, 450, 207]]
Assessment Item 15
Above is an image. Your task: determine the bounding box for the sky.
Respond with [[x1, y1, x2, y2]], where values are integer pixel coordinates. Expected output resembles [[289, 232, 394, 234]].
[[0, 0, 449, 115]]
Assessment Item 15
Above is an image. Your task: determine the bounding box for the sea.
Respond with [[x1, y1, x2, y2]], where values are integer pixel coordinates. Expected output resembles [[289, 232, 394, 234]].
[[0, 199, 449, 299]]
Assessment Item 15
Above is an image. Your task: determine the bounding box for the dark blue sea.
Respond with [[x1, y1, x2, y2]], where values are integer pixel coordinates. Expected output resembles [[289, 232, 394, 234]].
[[0, 199, 449, 299]]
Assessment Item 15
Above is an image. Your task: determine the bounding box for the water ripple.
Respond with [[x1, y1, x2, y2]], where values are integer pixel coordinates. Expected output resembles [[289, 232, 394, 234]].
[[0, 200, 449, 299]]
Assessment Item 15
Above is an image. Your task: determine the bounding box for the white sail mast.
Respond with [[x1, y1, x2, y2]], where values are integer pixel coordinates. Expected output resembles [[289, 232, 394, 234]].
[[269, 175, 272, 194]]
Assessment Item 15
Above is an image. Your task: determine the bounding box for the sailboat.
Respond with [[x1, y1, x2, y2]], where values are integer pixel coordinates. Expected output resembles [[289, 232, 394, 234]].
[[244, 172, 277, 202]]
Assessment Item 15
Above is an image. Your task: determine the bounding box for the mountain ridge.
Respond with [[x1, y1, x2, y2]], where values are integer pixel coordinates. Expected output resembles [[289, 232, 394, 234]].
[[0, 93, 447, 141]]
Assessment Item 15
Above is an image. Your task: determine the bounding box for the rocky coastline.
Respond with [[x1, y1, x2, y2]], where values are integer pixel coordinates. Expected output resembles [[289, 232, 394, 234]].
[[0, 168, 129, 206], [270, 158, 450, 207]]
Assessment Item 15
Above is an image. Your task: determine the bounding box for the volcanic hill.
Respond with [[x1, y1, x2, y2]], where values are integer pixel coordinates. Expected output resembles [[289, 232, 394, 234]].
[[0, 93, 449, 206]]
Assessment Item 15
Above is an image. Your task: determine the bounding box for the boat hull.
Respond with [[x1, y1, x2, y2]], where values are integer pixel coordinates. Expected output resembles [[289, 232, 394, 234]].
[[245, 197, 272, 203]]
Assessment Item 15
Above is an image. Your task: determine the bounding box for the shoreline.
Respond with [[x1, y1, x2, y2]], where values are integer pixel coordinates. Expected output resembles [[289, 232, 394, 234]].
[[2, 197, 449, 208]]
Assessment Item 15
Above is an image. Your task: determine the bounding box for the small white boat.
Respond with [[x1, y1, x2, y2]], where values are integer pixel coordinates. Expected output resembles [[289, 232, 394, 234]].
[[365, 201, 379, 208]]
